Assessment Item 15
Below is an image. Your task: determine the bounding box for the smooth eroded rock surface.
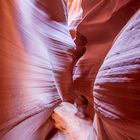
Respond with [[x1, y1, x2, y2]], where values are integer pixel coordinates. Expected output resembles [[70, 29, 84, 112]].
[[93, 10, 140, 140]]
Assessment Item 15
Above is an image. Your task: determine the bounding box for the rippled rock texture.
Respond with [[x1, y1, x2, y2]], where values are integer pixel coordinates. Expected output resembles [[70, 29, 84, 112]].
[[0, 0, 75, 139], [71, 0, 140, 117], [0, 0, 140, 140], [92, 10, 140, 140]]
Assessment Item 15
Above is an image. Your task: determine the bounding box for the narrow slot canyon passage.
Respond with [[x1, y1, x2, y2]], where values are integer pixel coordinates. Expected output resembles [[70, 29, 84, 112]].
[[0, 0, 140, 140]]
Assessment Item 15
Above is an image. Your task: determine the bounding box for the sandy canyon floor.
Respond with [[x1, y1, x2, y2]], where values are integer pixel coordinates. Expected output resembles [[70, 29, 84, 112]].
[[50, 102, 93, 140]]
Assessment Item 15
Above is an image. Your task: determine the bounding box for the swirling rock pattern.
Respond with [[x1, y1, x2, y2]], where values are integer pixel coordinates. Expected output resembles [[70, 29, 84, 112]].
[[0, 0, 75, 139], [93, 10, 140, 140], [72, 0, 140, 118]]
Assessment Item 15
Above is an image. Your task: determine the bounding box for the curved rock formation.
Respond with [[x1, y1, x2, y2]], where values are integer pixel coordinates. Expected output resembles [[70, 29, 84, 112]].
[[93, 10, 140, 140], [0, 0, 75, 139], [0, 0, 140, 139], [72, 0, 140, 117]]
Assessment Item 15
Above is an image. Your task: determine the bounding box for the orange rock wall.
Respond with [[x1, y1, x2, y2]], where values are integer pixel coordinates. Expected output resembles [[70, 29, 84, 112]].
[[0, 0, 75, 139], [72, 0, 140, 117], [93, 10, 140, 140]]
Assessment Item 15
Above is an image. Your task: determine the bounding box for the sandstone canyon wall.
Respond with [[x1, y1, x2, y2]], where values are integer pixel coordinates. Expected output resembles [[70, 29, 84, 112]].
[[0, 0, 140, 140], [91, 10, 140, 140], [70, 0, 140, 117], [0, 0, 75, 139]]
